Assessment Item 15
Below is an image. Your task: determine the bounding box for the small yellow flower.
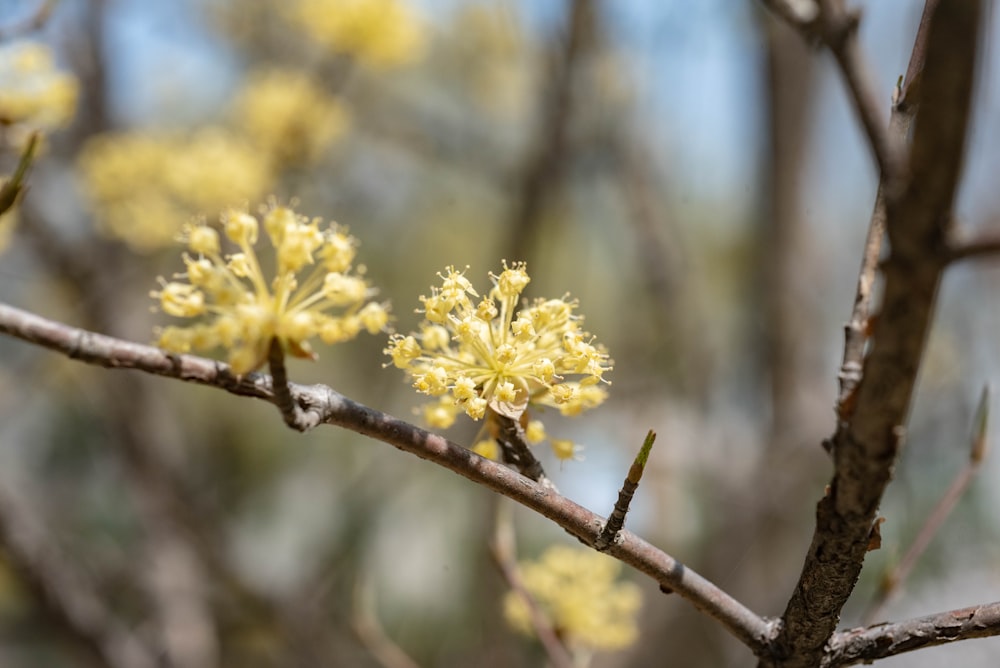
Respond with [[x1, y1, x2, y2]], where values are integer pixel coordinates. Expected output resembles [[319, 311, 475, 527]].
[[152, 202, 388, 374], [385, 262, 611, 460], [503, 545, 641, 652]]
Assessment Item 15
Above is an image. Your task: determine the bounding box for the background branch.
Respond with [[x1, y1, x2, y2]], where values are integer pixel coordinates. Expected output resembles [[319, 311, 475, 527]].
[[0, 485, 157, 668], [490, 503, 574, 668]]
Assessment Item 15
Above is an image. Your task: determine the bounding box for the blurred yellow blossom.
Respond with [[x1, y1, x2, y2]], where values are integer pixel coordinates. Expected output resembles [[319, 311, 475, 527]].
[[289, 0, 424, 68], [234, 68, 349, 166], [503, 545, 641, 652], [78, 128, 272, 251], [385, 262, 611, 460], [0, 40, 78, 149], [152, 202, 388, 374]]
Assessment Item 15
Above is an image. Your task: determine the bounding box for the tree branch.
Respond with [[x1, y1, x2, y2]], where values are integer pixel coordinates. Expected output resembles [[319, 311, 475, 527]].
[[0, 485, 157, 668], [825, 602, 1000, 667], [761, 0, 906, 190], [490, 503, 575, 668], [767, 2, 983, 665], [0, 301, 774, 656], [835, 0, 936, 422]]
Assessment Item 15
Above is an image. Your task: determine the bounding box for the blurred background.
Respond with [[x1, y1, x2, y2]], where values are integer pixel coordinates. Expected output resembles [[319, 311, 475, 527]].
[[1, 0, 1000, 666]]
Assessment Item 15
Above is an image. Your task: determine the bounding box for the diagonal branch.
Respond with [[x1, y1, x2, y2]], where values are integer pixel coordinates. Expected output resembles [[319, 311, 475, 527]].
[[766, 2, 983, 666], [0, 301, 774, 656], [761, 0, 906, 190], [490, 503, 575, 668], [825, 602, 1000, 667], [835, 0, 937, 422], [0, 485, 157, 668]]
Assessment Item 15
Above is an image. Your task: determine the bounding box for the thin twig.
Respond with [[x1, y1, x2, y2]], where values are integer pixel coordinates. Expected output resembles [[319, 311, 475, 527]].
[[826, 601, 1000, 667], [490, 502, 575, 668], [816, 0, 906, 191], [947, 231, 1000, 263], [763, 0, 905, 189], [595, 430, 655, 552], [0, 301, 775, 656], [0, 484, 157, 668], [863, 385, 991, 625], [351, 577, 420, 668], [0, 0, 55, 40]]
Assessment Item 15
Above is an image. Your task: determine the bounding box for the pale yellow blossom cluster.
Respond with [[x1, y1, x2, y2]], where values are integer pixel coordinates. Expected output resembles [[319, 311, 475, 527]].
[[0, 40, 78, 149], [234, 68, 349, 166], [385, 263, 610, 460], [78, 128, 272, 251], [152, 203, 388, 374], [288, 0, 424, 68], [504, 545, 642, 651]]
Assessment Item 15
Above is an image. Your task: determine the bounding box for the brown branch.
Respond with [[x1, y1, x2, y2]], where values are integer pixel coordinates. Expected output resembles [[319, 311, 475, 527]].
[[766, 2, 983, 666], [825, 602, 1000, 667], [817, 0, 906, 191], [0, 485, 157, 668], [0, 301, 774, 655], [762, 0, 906, 190], [351, 578, 420, 668], [836, 0, 935, 430]]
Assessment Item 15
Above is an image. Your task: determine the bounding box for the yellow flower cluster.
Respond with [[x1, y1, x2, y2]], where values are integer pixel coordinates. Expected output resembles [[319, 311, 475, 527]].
[[504, 545, 642, 651], [234, 68, 349, 166], [78, 128, 272, 251], [0, 41, 78, 149], [289, 0, 424, 68], [385, 263, 610, 459], [152, 203, 388, 374]]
